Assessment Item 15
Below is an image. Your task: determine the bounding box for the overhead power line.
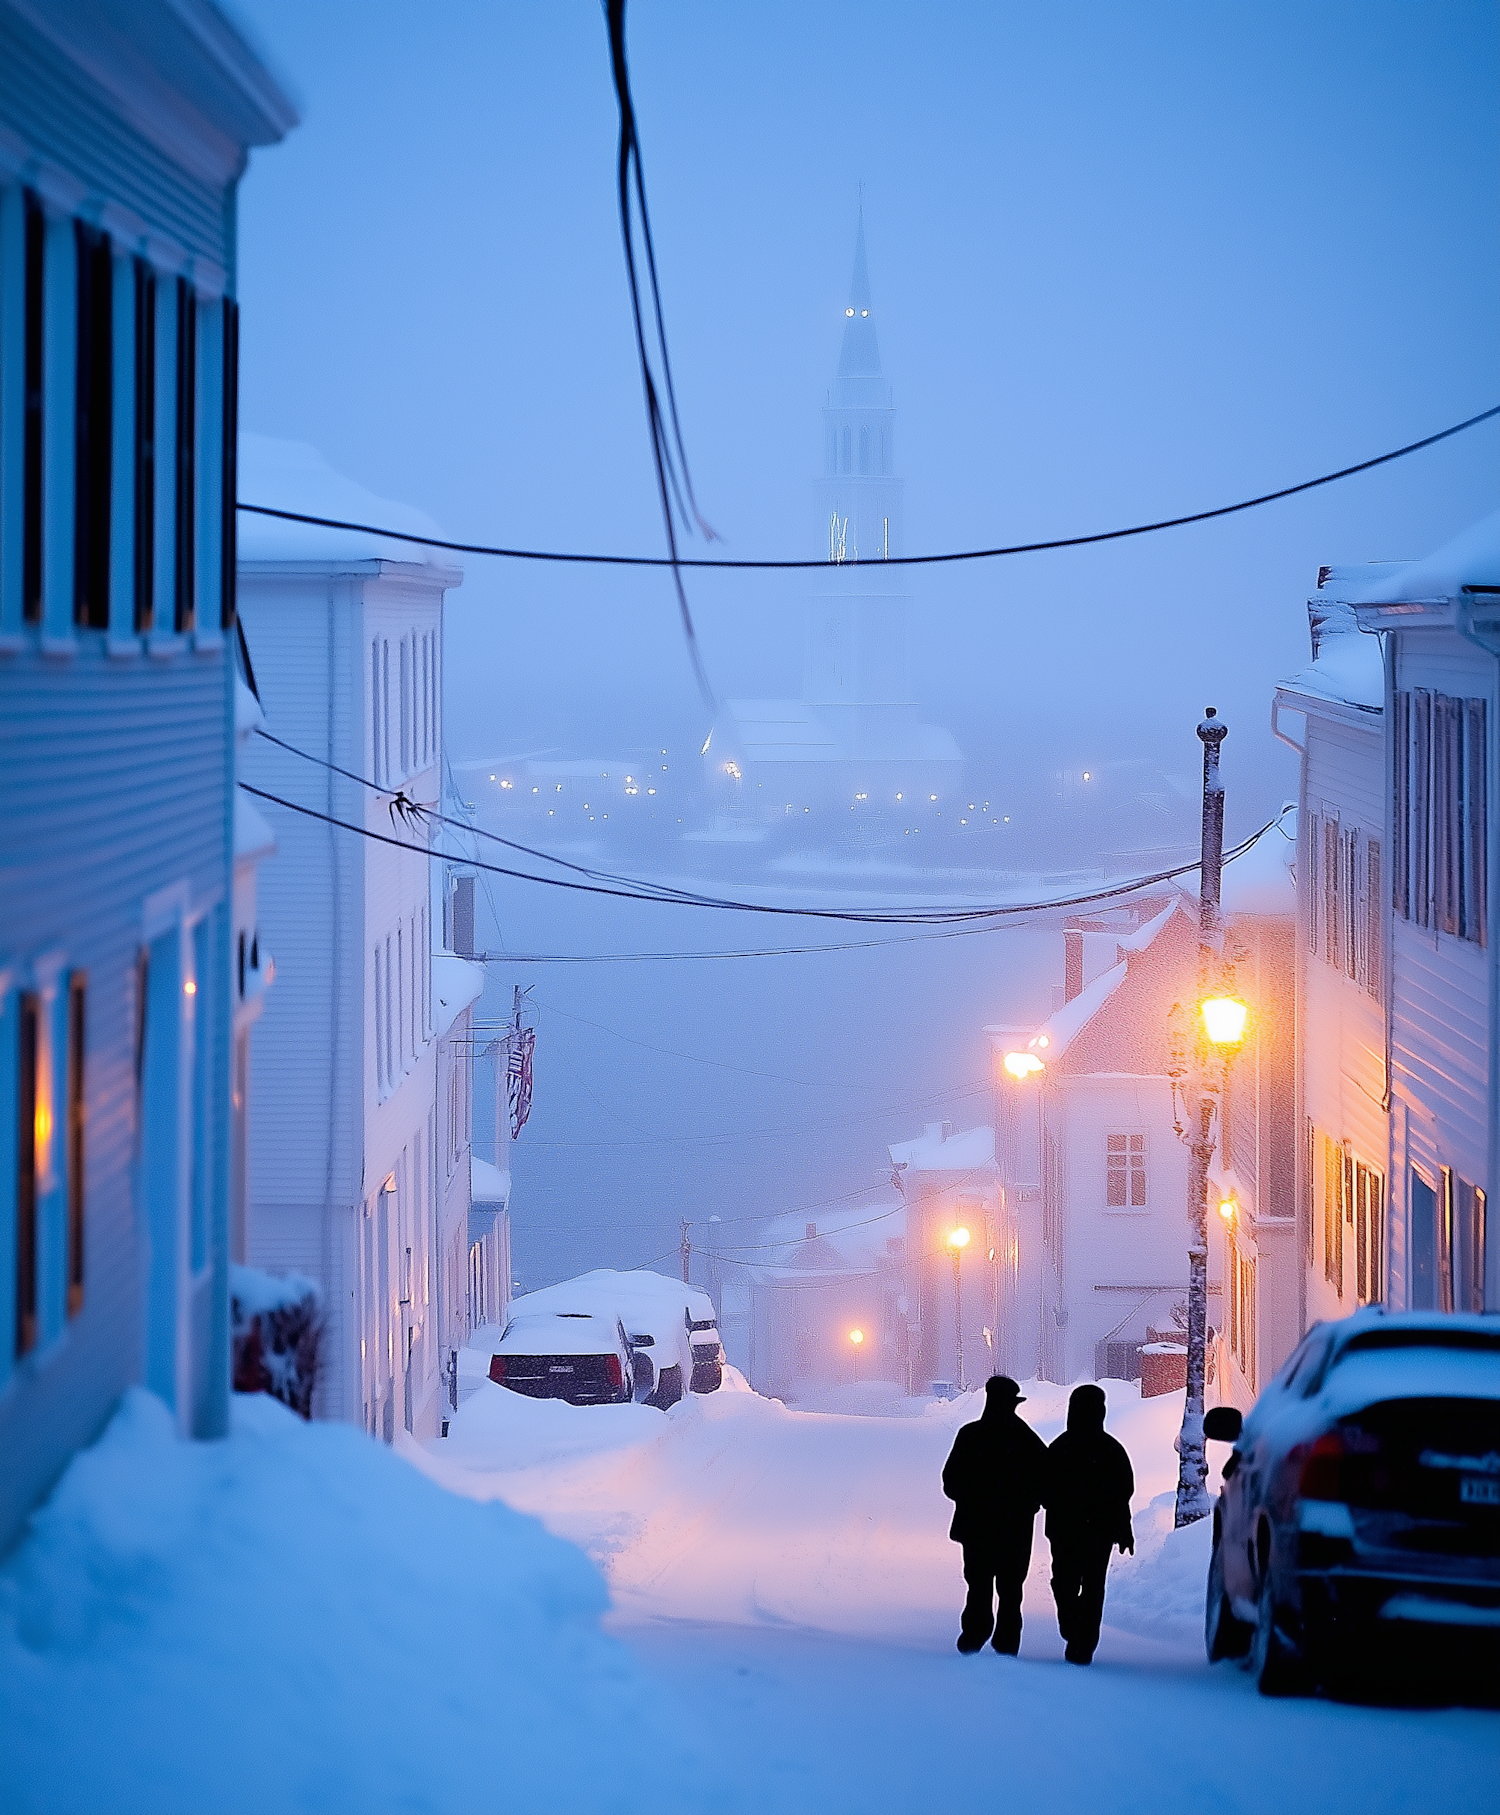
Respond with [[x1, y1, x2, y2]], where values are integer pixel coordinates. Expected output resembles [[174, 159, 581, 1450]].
[[237, 402, 1500, 572], [238, 768, 1279, 932]]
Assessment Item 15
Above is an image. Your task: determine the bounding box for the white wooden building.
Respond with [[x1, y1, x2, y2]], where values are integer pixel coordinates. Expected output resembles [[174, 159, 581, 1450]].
[[887, 1123, 998, 1393], [1273, 569, 1397, 1333], [1349, 518, 1498, 1314], [1275, 523, 1498, 1323], [236, 435, 480, 1441], [0, 1, 293, 1550]]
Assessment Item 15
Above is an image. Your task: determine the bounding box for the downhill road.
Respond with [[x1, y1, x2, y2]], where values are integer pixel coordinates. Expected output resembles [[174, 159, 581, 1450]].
[[412, 1371, 1499, 1813]]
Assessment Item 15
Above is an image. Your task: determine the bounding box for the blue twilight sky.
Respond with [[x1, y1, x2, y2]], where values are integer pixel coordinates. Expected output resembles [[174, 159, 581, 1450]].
[[230, 2, 1499, 1286]]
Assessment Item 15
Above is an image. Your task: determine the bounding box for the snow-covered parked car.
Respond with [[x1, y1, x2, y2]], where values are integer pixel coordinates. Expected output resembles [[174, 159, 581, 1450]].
[[1203, 1309, 1500, 1695], [483, 1270, 723, 1411], [486, 1309, 634, 1406]]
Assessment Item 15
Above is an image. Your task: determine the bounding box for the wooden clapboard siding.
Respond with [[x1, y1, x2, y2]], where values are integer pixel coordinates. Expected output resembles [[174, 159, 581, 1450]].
[[0, 636, 232, 1548]]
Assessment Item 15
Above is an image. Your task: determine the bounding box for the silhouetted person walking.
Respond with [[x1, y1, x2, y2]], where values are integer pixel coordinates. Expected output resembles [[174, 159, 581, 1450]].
[[1044, 1384, 1134, 1664], [941, 1375, 1047, 1655]]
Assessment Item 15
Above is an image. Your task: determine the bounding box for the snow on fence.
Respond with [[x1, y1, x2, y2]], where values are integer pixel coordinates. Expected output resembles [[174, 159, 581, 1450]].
[[230, 1266, 324, 1419]]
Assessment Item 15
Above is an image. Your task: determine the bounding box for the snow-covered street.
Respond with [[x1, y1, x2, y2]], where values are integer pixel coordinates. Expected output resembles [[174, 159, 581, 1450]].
[[405, 1374, 1499, 1814], [3, 1376, 1497, 1813]]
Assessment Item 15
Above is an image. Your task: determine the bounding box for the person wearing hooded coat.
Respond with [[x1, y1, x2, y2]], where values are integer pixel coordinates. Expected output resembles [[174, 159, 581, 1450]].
[[1044, 1383, 1135, 1664], [941, 1375, 1048, 1654]]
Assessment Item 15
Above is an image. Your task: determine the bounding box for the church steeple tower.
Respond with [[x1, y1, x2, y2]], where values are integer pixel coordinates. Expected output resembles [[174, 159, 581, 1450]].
[[808, 209, 909, 712]]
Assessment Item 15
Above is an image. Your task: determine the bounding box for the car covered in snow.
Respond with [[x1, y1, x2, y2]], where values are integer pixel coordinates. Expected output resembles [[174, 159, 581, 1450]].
[[482, 1271, 723, 1411], [1203, 1309, 1500, 1695], [486, 1309, 634, 1406]]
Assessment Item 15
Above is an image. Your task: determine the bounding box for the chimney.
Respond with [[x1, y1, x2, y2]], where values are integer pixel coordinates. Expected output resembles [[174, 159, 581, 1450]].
[[925, 1122, 945, 1143], [1063, 919, 1084, 1003], [805, 1222, 817, 1241], [451, 874, 475, 957]]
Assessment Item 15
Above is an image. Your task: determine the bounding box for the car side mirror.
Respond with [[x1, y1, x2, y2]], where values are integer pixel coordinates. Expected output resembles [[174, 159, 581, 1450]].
[[1203, 1406, 1243, 1444]]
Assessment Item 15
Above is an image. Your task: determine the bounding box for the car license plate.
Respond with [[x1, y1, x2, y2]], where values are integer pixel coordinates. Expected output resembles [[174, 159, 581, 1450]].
[[1460, 1476, 1499, 1506], [548, 1365, 574, 1374]]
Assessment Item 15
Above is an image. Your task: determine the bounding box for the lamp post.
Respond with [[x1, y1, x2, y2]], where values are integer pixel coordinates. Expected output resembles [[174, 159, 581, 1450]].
[[948, 1225, 971, 1391], [1170, 707, 1248, 1528]]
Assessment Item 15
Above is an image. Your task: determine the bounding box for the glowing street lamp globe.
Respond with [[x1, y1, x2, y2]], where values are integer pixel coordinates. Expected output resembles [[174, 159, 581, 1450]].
[[1200, 996, 1248, 1047], [848, 1328, 865, 1346], [947, 1226, 971, 1252], [1003, 1051, 1044, 1081]]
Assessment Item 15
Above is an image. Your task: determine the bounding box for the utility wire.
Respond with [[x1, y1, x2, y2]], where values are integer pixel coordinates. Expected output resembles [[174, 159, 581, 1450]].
[[237, 402, 1500, 572], [240, 761, 1279, 929], [605, 0, 717, 711]]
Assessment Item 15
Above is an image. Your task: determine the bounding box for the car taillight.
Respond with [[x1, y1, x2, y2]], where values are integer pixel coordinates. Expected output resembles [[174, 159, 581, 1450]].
[[1300, 1425, 1381, 1500], [604, 1354, 623, 1389], [488, 1355, 507, 1384]]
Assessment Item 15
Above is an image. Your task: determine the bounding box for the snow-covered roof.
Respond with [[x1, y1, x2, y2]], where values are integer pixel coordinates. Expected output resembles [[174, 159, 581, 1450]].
[[1278, 633, 1383, 712], [433, 954, 485, 1039], [1350, 509, 1500, 607], [750, 1199, 905, 1273], [236, 433, 460, 576], [1174, 807, 1297, 918], [471, 1157, 511, 1207], [233, 791, 276, 862], [888, 1123, 995, 1175]]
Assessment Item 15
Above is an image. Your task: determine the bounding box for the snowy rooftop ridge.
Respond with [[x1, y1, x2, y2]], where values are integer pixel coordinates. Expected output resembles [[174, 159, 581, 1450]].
[[887, 1121, 995, 1174], [1350, 508, 1500, 606], [237, 433, 459, 571]]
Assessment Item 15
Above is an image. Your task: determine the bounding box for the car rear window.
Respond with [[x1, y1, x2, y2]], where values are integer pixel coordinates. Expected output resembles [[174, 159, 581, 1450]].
[[1341, 1329, 1500, 1359]]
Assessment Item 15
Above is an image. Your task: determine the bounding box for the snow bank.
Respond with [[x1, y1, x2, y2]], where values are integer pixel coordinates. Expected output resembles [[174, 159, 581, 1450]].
[[1, 1390, 722, 1815], [228, 1262, 320, 1317]]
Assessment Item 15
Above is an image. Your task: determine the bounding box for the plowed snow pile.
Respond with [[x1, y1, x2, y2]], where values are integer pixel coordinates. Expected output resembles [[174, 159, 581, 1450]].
[[0, 1390, 720, 1815]]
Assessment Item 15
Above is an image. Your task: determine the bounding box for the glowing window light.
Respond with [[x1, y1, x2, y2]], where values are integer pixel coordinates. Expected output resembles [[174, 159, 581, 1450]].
[[1003, 1051, 1044, 1080], [1201, 997, 1248, 1047]]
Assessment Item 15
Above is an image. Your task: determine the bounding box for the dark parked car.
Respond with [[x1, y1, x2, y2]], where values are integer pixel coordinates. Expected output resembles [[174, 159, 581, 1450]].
[[487, 1310, 634, 1406], [1204, 1309, 1500, 1695]]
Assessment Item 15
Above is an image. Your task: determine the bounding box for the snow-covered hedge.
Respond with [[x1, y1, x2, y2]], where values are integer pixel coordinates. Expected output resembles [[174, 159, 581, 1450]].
[[230, 1265, 323, 1419]]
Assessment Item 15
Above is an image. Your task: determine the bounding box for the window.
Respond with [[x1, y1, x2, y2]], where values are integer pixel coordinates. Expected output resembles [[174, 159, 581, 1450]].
[[66, 974, 86, 1317], [1454, 1178, 1487, 1314], [841, 426, 851, 474], [15, 992, 40, 1355], [22, 190, 44, 624], [1354, 1162, 1383, 1307], [399, 636, 410, 776], [1323, 1135, 1344, 1295], [131, 260, 157, 631], [374, 945, 385, 1091], [1395, 689, 1486, 944], [173, 278, 196, 632], [1105, 1132, 1146, 1209], [73, 222, 113, 630], [1306, 809, 1383, 993], [859, 426, 870, 474], [220, 298, 239, 631], [1228, 1238, 1257, 1391], [371, 640, 383, 785], [1410, 1169, 1438, 1310], [381, 641, 392, 783]]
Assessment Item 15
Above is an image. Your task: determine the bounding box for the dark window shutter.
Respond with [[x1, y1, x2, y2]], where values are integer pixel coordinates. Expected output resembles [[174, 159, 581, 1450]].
[[133, 259, 156, 633], [1412, 689, 1432, 928], [1366, 840, 1382, 1000], [72, 223, 112, 630], [16, 993, 40, 1355], [173, 277, 196, 633], [21, 190, 44, 625], [67, 974, 86, 1317], [1392, 691, 1410, 920], [220, 297, 239, 630], [1466, 698, 1487, 946]]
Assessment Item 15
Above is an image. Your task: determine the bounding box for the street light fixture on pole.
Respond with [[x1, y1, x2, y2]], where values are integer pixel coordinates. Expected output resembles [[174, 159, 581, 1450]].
[[948, 1225, 971, 1392], [1170, 707, 1248, 1528]]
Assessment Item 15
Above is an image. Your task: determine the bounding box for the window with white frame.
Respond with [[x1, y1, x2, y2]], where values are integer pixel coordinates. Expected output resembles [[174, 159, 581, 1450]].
[[1105, 1131, 1147, 1209], [1304, 807, 1383, 995], [1394, 688, 1487, 944]]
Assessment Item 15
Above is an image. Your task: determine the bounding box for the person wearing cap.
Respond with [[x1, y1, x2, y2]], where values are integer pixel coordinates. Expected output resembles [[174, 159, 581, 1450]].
[[940, 1375, 1048, 1655], [1044, 1383, 1135, 1664]]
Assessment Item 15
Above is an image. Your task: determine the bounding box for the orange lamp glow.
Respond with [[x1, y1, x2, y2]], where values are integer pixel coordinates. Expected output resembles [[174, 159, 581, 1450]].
[[948, 1226, 971, 1252], [1201, 996, 1248, 1046], [848, 1328, 865, 1346], [1004, 1051, 1044, 1080]]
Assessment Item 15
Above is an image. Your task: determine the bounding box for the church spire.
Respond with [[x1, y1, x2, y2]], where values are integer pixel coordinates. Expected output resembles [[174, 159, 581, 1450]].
[[837, 207, 881, 378]]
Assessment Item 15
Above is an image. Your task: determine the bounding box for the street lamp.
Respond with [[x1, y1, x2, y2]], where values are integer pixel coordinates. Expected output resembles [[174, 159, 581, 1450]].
[[847, 1327, 865, 1346], [948, 1226, 971, 1392], [1168, 706, 1254, 1530], [1003, 1050, 1044, 1080]]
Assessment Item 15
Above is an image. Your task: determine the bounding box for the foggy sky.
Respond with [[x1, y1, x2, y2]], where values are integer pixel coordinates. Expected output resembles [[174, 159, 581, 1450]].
[[230, 1, 1500, 1287]]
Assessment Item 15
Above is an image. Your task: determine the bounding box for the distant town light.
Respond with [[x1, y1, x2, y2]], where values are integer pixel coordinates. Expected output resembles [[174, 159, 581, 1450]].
[[647, 788, 656, 795], [1083, 771, 1092, 781], [896, 792, 903, 801], [860, 308, 869, 317], [930, 794, 938, 801], [1003, 1051, 1044, 1080], [845, 307, 855, 317], [500, 779, 513, 789], [1201, 997, 1248, 1047]]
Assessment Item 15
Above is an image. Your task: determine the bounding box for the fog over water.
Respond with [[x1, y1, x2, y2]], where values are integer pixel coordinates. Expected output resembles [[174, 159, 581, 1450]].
[[232, 1, 1500, 1287]]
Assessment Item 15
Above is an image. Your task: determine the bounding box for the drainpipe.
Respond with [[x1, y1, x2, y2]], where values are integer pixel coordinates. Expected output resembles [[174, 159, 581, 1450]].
[[1455, 593, 1500, 1311]]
